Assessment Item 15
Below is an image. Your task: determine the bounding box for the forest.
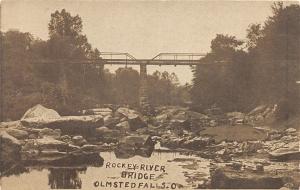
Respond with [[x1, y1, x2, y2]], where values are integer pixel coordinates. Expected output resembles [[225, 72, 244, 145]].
[[192, 2, 300, 119]]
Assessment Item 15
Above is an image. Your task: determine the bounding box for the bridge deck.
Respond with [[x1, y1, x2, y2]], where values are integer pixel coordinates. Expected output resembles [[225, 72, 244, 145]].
[[35, 59, 215, 66], [33, 52, 212, 66]]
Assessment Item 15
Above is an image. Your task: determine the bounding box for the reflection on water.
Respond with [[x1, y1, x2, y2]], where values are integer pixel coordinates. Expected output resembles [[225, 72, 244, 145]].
[[0, 163, 30, 177], [1, 152, 211, 190], [48, 168, 86, 189]]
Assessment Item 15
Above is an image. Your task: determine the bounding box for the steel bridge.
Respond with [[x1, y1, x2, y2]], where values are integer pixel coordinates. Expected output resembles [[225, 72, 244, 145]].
[[37, 52, 210, 114], [37, 52, 207, 66]]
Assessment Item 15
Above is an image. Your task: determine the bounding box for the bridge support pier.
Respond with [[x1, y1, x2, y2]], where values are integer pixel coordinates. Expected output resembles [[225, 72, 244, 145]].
[[139, 63, 152, 115]]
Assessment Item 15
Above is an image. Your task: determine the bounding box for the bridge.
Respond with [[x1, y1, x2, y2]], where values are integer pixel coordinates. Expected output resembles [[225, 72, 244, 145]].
[[37, 52, 209, 114]]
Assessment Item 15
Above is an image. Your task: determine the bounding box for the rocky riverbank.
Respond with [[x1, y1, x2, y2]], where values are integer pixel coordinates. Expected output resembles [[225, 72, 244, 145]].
[[1, 104, 299, 189]]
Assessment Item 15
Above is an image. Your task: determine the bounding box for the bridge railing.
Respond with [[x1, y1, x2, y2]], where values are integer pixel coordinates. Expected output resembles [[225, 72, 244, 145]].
[[151, 53, 206, 60], [99, 52, 136, 60]]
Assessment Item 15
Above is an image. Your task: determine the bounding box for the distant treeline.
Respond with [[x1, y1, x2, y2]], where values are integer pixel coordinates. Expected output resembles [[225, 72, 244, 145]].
[[191, 2, 300, 120], [1, 9, 189, 120]]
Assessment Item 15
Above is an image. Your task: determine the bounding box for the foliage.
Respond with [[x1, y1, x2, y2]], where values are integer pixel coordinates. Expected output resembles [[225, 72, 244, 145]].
[[191, 3, 300, 117], [2, 9, 188, 120], [147, 71, 188, 106]]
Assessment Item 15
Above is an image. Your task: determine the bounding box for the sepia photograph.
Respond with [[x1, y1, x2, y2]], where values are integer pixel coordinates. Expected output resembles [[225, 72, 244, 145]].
[[0, 0, 299, 189]]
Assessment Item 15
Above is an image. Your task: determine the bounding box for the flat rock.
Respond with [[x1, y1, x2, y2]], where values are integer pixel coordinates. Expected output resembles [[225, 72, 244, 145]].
[[116, 121, 130, 132], [39, 128, 61, 139], [127, 115, 147, 131], [114, 135, 155, 158], [83, 108, 112, 117], [269, 141, 300, 161], [211, 167, 293, 189], [36, 137, 68, 151], [21, 115, 104, 135], [81, 144, 99, 152], [116, 107, 139, 118], [285, 128, 297, 133], [0, 131, 21, 161], [6, 128, 29, 139]]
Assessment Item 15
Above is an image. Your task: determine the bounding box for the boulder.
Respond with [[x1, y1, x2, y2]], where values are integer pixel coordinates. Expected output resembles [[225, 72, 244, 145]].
[[154, 108, 209, 131], [39, 128, 61, 139], [269, 141, 300, 161], [227, 112, 245, 118], [187, 111, 209, 121], [115, 108, 147, 131], [248, 105, 267, 116], [36, 137, 68, 151], [22, 151, 104, 167], [239, 141, 263, 154], [48, 152, 104, 167], [204, 105, 223, 115], [285, 128, 297, 134], [95, 126, 110, 134], [95, 127, 121, 137], [67, 144, 81, 152], [0, 131, 21, 161], [211, 167, 291, 189], [81, 144, 99, 152], [171, 110, 187, 122], [267, 131, 283, 141], [114, 135, 155, 158], [95, 127, 120, 143], [60, 135, 72, 143], [116, 107, 139, 118], [279, 135, 298, 143], [103, 115, 120, 128], [155, 107, 188, 124], [0, 121, 21, 128], [6, 128, 29, 139], [155, 113, 169, 124], [21, 104, 60, 120], [128, 115, 147, 130], [22, 139, 36, 151], [39, 150, 67, 157], [246, 105, 277, 124], [227, 112, 245, 125], [183, 136, 214, 150], [160, 135, 185, 149], [83, 108, 112, 117], [209, 120, 218, 127], [21, 115, 104, 135], [115, 121, 130, 132], [72, 136, 87, 147]]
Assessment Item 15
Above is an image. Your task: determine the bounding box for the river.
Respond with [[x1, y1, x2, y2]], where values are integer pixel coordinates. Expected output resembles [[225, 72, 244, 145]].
[[1, 151, 211, 190]]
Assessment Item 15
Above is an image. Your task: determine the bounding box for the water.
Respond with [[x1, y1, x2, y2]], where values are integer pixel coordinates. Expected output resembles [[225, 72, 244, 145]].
[[1, 152, 211, 190]]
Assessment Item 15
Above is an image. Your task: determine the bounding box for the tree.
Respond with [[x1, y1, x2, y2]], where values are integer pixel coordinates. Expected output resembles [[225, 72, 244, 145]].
[[147, 71, 187, 106], [191, 34, 249, 111], [210, 34, 244, 62], [246, 24, 263, 50], [2, 31, 43, 120], [247, 3, 300, 118], [114, 67, 140, 106], [1, 10, 106, 120], [45, 9, 104, 113], [48, 9, 82, 38]]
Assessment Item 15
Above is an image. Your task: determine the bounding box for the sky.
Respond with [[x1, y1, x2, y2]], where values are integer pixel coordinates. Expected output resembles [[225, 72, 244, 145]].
[[1, 0, 298, 84]]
